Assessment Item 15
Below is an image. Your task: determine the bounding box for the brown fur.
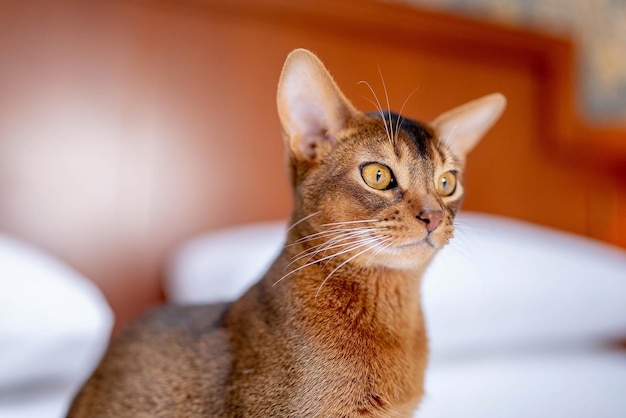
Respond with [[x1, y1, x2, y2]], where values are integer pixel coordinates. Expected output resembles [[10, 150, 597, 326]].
[[67, 49, 505, 417]]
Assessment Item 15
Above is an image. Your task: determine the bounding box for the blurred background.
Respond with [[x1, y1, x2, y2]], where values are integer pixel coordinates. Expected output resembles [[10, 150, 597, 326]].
[[1, 0, 626, 332]]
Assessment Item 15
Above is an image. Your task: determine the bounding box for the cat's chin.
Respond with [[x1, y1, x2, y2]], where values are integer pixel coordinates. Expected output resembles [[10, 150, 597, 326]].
[[369, 238, 444, 270]]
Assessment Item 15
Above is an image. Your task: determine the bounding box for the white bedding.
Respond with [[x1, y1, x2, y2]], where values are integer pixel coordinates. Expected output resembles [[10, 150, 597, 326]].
[[0, 235, 113, 418]]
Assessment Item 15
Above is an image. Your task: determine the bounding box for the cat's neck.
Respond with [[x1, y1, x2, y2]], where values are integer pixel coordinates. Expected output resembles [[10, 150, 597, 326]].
[[227, 227, 430, 414], [262, 231, 428, 337]]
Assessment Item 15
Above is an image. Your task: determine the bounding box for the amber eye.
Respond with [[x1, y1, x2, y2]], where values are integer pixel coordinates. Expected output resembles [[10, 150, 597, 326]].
[[361, 163, 395, 190], [437, 171, 457, 197]]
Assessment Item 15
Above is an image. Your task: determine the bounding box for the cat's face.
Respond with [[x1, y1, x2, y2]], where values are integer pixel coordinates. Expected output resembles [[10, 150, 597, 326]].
[[277, 49, 505, 271], [294, 113, 464, 270]]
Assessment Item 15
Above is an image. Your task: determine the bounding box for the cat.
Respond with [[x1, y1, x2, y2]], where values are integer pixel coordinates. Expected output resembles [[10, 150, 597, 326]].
[[66, 48, 505, 417]]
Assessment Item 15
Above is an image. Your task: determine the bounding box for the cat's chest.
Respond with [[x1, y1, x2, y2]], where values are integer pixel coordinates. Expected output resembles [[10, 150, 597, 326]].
[[291, 327, 426, 417]]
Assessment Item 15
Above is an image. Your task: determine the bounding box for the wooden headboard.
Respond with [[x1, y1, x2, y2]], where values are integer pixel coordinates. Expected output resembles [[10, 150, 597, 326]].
[[2, 0, 625, 331]]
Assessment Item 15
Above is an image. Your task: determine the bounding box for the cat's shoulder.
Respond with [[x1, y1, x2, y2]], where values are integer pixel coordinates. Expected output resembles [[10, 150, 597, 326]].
[[67, 302, 233, 417], [93, 301, 232, 390], [97, 302, 232, 364], [124, 301, 231, 340]]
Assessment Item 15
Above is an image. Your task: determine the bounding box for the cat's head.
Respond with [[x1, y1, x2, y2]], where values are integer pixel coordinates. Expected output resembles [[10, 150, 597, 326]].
[[277, 49, 505, 270]]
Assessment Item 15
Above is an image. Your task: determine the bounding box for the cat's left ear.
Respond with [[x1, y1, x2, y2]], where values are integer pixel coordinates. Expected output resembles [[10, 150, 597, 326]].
[[277, 49, 359, 162], [431, 93, 506, 159]]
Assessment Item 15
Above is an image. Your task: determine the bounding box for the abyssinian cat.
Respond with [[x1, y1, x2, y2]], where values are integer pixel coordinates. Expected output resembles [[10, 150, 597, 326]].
[[67, 49, 505, 417]]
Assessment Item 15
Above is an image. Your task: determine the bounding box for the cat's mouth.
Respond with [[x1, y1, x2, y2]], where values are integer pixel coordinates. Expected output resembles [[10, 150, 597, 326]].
[[404, 238, 435, 249], [395, 237, 436, 251], [364, 235, 442, 270], [388, 229, 453, 254]]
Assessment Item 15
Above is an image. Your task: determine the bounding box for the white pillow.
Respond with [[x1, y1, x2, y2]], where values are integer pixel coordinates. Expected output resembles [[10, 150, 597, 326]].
[[165, 213, 626, 354], [0, 235, 113, 418], [166, 222, 285, 304]]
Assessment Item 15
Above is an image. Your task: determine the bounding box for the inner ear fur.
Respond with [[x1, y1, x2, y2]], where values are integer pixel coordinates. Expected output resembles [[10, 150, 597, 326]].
[[277, 49, 359, 162], [431, 93, 507, 160]]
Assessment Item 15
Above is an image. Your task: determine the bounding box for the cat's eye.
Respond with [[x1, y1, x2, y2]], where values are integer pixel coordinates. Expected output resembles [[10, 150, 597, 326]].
[[361, 163, 395, 190], [437, 171, 457, 197]]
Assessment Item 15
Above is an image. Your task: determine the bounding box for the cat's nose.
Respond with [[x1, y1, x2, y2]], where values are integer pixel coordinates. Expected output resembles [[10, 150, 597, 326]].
[[417, 210, 443, 233]]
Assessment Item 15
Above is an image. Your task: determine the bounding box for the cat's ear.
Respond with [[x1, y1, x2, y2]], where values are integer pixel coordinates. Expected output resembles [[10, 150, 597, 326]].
[[277, 49, 358, 162], [431, 93, 506, 159]]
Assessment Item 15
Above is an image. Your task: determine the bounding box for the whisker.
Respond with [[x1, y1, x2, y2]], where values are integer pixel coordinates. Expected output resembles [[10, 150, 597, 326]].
[[377, 66, 394, 147], [288, 232, 377, 267], [358, 81, 386, 118], [360, 95, 385, 115], [287, 211, 320, 232], [453, 215, 485, 233], [364, 237, 393, 266], [453, 222, 481, 233], [318, 236, 382, 269], [358, 80, 393, 146], [274, 237, 378, 287], [394, 86, 420, 144], [321, 219, 382, 227], [276, 216, 390, 288], [315, 238, 385, 298], [306, 230, 380, 252], [289, 226, 380, 246], [287, 224, 388, 274]]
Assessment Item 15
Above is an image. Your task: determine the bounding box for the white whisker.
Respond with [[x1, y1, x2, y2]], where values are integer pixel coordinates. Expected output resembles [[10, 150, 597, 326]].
[[274, 237, 378, 287], [273, 214, 387, 285], [364, 237, 393, 266], [288, 232, 377, 267], [296, 229, 375, 258], [287, 211, 320, 232], [358, 80, 393, 146], [290, 226, 379, 246], [275, 215, 391, 288], [358, 81, 385, 117], [315, 237, 385, 298], [378, 66, 394, 147], [321, 219, 382, 227], [317, 236, 382, 269], [394, 87, 420, 144]]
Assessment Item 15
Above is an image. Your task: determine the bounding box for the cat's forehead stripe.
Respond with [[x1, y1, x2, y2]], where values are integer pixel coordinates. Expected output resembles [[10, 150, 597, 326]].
[[367, 111, 432, 157]]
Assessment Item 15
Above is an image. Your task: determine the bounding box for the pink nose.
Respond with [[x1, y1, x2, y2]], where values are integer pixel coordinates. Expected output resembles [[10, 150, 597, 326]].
[[417, 210, 443, 233]]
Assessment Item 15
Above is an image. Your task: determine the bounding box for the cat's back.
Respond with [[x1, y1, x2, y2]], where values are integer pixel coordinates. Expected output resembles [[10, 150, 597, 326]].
[[67, 303, 232, 418]]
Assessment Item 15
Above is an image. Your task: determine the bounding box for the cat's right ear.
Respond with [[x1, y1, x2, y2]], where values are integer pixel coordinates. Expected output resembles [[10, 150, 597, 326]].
[[277, 49, 358, 163], [431, 93, 507, 160]]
